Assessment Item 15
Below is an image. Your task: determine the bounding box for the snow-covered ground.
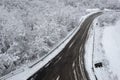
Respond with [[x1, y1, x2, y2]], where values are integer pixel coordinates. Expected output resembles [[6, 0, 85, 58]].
[[102, 20, 120, 80], [0, 0, 120, 79], [85, 13, 120, 80]]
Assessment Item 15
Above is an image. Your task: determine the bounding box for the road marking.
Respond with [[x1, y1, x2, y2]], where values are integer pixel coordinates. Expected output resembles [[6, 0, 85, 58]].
[[72, 61, 75, 68], [68, 40, 76, 49], [73, 69, 78, 80], [56, 75, 60, 80], [79, 46, 82, 53], [81, 21, 92, 42], [78, 45, 87, 80]]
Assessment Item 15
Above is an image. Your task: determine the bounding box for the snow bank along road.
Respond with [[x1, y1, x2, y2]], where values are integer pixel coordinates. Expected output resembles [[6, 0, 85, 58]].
[[28, 12, 102, 80]]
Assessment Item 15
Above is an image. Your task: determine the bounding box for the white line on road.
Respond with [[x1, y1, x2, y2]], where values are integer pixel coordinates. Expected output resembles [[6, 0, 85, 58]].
[[56, 75, 60, 80], [73, 70, 78, 80]]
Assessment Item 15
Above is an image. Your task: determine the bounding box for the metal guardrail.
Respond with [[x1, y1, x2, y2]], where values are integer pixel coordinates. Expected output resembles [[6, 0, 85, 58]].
[[0, 17, 84, 80], [0, 11, 102, 80], [29, 25, 78, 68], [28, 16, 86, 68]]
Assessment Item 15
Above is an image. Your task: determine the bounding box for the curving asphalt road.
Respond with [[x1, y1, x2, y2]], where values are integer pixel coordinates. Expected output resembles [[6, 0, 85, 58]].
[[28, 12, 102, 80]]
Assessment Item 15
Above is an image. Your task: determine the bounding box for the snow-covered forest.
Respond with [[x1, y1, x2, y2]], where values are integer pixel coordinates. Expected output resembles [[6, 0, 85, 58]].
[[0, 0, 120, 77]]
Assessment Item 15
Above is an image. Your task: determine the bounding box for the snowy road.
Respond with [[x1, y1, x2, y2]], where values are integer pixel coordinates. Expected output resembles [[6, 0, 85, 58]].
[[28, 12, 102, 80]]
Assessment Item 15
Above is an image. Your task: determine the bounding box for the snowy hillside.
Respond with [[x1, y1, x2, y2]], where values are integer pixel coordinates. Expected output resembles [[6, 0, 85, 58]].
[[85, 12, 120, 80], [0, 0, 120, 77]]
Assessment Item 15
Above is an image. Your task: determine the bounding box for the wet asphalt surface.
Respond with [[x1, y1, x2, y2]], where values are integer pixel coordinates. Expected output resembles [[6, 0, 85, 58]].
[[28, 12, 102, 80]]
